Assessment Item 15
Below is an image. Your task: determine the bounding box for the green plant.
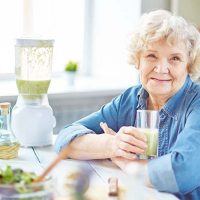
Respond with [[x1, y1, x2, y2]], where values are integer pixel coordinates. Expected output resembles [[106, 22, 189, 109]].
[[64, 61, 78, 72]]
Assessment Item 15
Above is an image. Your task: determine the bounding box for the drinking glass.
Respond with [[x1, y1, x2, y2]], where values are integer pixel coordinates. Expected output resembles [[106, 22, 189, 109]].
[[136, 110, 159, 159]]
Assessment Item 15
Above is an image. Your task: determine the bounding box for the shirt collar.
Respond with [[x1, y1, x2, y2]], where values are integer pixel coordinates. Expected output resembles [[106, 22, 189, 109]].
[[136, 86, 148, 110], [136, 75, 192, 118]]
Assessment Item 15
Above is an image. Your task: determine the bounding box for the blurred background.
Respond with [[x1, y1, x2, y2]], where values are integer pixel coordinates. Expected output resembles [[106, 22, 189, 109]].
[[0, 0, 199, 133]]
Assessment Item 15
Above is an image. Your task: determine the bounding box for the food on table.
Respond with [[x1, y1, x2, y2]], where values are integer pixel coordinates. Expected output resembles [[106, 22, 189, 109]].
[[0, 165, 53, 199], [0, 165, 37, 185]]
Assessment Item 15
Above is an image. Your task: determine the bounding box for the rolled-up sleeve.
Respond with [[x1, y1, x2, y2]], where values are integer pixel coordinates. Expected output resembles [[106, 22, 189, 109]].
[[148, 154, 179, 193], [148, 101, 200, 195], [54, 124, 95, 153], [54, 95, 122, 153]]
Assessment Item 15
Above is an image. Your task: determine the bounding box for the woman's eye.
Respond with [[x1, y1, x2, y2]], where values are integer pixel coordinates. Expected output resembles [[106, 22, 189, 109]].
[[146, 54, 157, 61], [147, 54, 156, 58], [171, 56, 181, 61]]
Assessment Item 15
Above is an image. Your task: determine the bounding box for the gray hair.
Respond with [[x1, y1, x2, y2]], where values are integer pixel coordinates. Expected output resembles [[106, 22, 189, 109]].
[[129, 10, 200, 81]]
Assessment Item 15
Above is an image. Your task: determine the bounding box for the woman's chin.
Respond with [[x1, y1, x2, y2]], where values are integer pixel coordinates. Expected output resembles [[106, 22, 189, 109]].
[[148, 87, 173, 97]]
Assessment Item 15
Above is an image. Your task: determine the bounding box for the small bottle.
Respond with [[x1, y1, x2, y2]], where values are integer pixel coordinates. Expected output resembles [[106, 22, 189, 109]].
[[0, 102, 20, 159]]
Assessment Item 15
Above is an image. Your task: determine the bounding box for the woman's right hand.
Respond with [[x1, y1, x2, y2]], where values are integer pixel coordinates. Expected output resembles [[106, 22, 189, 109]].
[[106, 126, 147, 160]]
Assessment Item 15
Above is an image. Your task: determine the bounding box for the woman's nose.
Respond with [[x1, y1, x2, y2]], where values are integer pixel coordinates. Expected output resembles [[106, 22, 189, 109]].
[[154, 60, 169, 73]]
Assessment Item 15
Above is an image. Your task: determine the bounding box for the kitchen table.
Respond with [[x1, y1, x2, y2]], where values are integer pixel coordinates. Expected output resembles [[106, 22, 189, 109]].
[[0, 140, 178, 200]]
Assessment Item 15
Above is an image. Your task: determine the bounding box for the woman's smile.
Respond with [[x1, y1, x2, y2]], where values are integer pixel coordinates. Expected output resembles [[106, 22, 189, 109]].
[[150, 77, 172, 83]]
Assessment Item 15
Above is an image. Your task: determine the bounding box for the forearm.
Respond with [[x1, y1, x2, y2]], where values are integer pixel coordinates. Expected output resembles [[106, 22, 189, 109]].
[[67, 133, 114, 160]]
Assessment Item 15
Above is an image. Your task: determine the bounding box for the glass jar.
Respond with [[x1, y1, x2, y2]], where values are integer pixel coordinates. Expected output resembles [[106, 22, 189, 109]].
[[0, 102, 20, 159]]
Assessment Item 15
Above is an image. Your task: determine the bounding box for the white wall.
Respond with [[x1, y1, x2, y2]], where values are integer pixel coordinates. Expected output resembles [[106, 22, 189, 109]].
[[141, 0, 170, 13], [171, 0, 200, 27]]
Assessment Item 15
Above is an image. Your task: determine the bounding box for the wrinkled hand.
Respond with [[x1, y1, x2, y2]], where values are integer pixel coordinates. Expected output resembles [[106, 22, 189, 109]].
[[100, 123, 147, 160]]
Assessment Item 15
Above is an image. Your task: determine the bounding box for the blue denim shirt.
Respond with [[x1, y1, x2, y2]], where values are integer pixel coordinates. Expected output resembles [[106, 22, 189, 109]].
[[55, 76, 200, 199]]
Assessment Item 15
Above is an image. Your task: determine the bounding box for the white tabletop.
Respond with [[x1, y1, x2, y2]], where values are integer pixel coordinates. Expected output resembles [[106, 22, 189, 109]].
[[0, 144, 178, 200]]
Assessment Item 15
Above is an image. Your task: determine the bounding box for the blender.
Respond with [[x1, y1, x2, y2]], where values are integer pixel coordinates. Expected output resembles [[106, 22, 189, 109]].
[[11, 38, 56, 147]]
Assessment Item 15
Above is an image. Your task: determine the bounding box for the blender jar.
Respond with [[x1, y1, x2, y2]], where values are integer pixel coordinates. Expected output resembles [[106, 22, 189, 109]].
[[15, 38, 54, 98]]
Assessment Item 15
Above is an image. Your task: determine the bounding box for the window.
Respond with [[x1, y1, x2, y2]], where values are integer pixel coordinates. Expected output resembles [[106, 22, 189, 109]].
[[0, 0, 141, 85], [91, 0, 141, 82], [0, 0, 21, 74], [0, 0, 84, 75]]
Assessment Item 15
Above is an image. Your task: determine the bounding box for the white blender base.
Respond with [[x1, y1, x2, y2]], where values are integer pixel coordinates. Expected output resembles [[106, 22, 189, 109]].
[[11, 105, 56, 147]]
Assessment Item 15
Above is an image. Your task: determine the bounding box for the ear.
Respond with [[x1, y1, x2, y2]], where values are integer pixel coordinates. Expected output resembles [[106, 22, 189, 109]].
[[134, 53, 141, 70], [186, 62, 191, 73], [135, 64, 139, 69], [135, 60, 140, 69]]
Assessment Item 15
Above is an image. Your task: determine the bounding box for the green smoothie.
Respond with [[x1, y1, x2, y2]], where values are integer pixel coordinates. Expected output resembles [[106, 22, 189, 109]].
[[141, 128, 158, 158], [16, 79, 51, 94]]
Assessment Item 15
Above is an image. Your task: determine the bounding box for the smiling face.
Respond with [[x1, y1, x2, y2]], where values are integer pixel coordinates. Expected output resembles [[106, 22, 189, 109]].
[[138, 39, 189, 100]]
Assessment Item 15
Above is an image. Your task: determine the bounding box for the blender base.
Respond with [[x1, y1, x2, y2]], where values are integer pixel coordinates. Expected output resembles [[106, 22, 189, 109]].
[[11, 100, 56, 147]]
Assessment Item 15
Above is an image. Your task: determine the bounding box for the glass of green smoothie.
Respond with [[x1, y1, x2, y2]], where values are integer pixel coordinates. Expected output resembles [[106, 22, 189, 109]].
[[136, 110, 159, 159]]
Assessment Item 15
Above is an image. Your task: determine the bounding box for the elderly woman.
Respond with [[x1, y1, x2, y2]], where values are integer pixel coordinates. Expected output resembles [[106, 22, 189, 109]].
[[55, 10, 200, 199]]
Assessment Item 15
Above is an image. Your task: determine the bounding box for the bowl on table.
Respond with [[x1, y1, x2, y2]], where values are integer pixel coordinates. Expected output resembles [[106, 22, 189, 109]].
[[0, 165, 54, 200]]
